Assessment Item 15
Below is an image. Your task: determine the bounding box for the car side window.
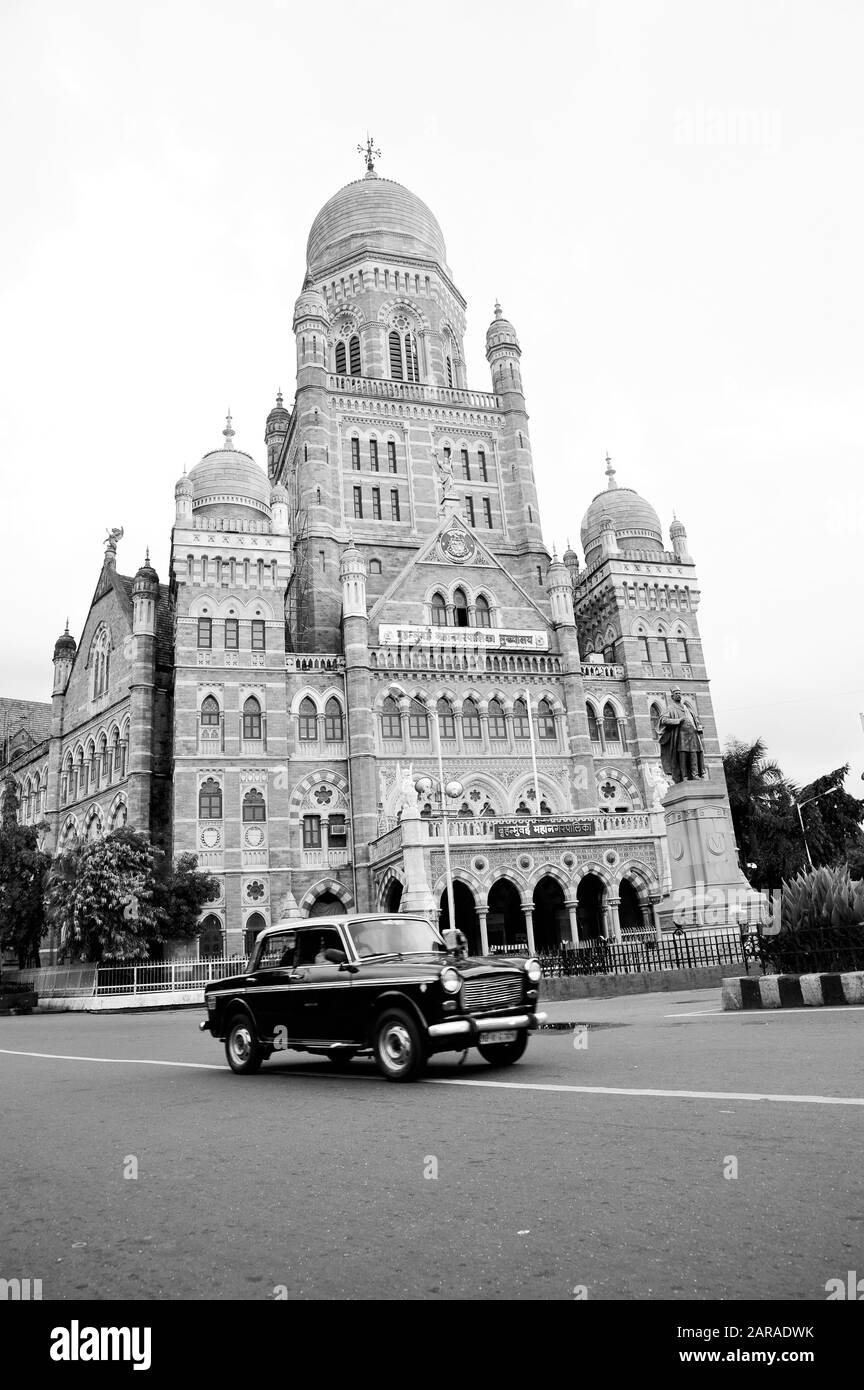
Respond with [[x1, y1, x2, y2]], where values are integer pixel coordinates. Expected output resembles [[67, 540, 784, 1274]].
[[256, 931, 296, 970], [297, 928, 344, 966]]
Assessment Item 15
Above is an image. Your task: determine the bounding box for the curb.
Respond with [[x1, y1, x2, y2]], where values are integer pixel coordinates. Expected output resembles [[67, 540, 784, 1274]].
[[722, 972, 864, 1011]]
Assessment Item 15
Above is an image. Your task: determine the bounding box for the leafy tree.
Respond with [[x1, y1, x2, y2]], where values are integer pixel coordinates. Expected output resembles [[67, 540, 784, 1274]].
[[157, 852, 220, 941], [0, 776, 50, 970], [45, 827, 165, 963], [723, 742, 864, 889]]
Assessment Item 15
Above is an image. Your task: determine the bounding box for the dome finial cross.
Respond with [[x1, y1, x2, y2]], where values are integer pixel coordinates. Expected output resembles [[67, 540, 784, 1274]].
[[223, 410, 235, 449], [357, 134, 381, 175]]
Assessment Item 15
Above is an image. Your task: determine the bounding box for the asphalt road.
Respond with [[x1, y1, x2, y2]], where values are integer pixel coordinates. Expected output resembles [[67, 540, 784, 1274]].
[[1, 992, 862, 1301]]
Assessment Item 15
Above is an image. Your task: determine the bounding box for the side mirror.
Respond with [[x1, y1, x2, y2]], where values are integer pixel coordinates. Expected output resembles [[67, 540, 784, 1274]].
[[324, 948, 347, 964]]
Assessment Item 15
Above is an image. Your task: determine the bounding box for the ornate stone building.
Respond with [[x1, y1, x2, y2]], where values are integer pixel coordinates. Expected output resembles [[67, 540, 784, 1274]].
[[2, 152, 734, 958]]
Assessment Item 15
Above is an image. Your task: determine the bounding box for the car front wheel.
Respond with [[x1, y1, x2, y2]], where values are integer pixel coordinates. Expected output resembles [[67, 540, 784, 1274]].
[[477, 1033, 529, 1067], [225, 1015, 262, 1075], [372, 1010, 427, 1082]]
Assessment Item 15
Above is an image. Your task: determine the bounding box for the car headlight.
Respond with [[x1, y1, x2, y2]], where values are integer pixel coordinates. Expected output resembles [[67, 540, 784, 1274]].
[[525, 958, 542, 983], [440, 967, 462, 995]]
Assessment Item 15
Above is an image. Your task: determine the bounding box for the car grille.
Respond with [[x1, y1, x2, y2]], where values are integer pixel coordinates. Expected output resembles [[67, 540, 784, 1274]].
[[461, 975, 524, 1013]]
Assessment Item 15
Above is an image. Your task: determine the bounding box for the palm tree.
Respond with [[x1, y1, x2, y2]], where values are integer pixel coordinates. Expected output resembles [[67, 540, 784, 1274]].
[[723, 738, 798, 879]]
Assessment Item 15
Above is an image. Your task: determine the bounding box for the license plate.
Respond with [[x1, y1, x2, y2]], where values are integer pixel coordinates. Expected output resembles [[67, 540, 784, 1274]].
[[482, 1029, 517, 1044]]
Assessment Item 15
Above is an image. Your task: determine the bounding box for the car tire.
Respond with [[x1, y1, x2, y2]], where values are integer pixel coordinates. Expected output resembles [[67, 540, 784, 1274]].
[[372, 1009, 427, 1083], [477, 1033, 529, 1067], [225, 1014, 262, 1075]]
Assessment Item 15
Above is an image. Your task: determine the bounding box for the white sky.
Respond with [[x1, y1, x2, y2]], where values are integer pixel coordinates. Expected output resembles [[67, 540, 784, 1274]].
[[1, 0, 861, 788]]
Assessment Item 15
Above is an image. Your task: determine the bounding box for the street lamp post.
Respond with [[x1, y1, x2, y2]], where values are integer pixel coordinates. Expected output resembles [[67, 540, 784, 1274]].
[[794, 785, 841, 870], [390, 684, 462, 937]]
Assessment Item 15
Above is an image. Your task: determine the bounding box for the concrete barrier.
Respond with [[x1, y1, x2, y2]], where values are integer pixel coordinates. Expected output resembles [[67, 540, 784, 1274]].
[[541, 963, 745, 1001], [722, 972, 864, 1010]]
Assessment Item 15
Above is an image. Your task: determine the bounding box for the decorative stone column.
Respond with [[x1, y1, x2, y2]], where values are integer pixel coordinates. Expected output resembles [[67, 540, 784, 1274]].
[[565, 899, 580, 945], [521, 904, 537, 955], [649, 895, 663, 941], [607, 897, 622, 943], [477, 907, 489, 955]]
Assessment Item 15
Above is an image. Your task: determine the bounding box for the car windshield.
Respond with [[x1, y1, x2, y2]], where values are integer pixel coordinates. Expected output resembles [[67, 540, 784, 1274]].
[[348, 917, 445, 960]]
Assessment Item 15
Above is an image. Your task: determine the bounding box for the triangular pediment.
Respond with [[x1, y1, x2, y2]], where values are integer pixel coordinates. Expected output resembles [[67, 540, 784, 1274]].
[[367, 512, 554, 638]]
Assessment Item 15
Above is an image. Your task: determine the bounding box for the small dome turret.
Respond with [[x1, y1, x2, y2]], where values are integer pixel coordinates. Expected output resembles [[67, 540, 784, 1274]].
[[134, 550, 159, 590], [293, 287, 329, 330], [53, 622, 76, 659], [485, 301, 520, 352]]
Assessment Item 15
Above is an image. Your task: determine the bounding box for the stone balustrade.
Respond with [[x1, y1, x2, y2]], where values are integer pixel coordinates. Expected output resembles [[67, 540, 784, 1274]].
[[327, 375, 499, 412]]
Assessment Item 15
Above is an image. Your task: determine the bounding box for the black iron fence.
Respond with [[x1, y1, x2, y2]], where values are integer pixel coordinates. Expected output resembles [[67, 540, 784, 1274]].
[[539, 930, 746, 978], [757, 928, 864, 976]]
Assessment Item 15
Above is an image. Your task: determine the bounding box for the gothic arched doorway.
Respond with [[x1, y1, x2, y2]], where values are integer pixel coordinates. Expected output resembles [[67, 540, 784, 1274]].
[[619, 879, 645, 934], [487, 879, 525, 952], [577, 874, 605, 940], [533, 876, 568, 952], [439, 882, 480, 954], [199, 915, 224, 958], [243, 912, 266, 955], [307, 892, 346, 918], [383, 878, 404, 913]]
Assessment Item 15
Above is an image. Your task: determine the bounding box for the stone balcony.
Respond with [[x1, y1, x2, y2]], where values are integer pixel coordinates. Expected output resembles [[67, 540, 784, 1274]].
[[301, 848, 350, 870], [370, 811, 654, 860], [327, 374, 500, 413]]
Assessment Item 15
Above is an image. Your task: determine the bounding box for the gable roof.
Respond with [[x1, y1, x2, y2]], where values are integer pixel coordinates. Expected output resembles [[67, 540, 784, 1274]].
[[367, 512, 553, 631]]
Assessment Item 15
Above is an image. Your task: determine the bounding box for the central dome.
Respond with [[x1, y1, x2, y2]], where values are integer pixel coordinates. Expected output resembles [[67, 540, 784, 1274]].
[[306, 172, 448, 279], [189, 447, 271, 519]]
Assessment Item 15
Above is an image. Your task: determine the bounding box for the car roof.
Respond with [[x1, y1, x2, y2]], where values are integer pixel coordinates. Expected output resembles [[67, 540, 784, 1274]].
[[263, 914, 433, 935]]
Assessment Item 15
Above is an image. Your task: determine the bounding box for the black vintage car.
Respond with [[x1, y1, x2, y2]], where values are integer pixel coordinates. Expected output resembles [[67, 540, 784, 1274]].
[[200, 914, 546, 1082]]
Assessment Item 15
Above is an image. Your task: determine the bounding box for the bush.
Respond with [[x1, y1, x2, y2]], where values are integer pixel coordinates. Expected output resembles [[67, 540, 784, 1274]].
[[780, 865, 864, 934]]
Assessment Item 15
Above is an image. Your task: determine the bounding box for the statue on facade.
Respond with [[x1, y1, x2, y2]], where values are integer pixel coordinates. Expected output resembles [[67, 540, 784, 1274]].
[[657, 687, 706, 782], [645, 760, 671, 810], [431, 433, 457, 504], [394, 761, 419, 813], [104, 526, 124, 551]]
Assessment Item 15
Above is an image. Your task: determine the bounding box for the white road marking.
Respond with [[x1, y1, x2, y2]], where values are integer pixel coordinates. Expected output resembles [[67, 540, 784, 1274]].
[[0, 1048, 225, 1070], [666, 1005, 864, 1019], [2, 1048, 862, 1106]]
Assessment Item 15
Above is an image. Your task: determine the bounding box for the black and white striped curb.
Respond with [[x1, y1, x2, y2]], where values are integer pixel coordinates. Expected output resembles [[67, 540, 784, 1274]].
[[722, 972, 864, 1010]]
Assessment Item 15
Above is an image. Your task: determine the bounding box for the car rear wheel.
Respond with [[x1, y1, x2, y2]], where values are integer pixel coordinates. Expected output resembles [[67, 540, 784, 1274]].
[[372, 1009, 427, 1083], [225, 1015, 262, 1075], [477, 1033, 528, 1067]]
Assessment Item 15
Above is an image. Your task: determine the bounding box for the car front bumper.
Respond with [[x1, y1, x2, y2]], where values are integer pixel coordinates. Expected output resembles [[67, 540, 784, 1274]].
[[428, 1011, 546, 1041]]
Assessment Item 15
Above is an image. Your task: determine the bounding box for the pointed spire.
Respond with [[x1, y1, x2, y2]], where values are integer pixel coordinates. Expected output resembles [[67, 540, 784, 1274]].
[[145, 546, 150, 564], [223, 410, 235, 449], [494, 300, 502, 319], [605, 451, 617, 489], [276, 388, 283, 407], [64, 618, 70, 635]]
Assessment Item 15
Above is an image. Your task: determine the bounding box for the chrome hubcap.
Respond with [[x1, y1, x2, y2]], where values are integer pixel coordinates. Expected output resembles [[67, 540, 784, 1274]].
[[231, 1026, 252, 1063], [382, 1023, 412, 1068]]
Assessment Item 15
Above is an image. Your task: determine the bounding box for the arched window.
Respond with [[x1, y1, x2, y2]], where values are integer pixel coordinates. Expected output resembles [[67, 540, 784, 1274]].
[[430, 592, 447, 627], [462, 698, 481, 740], [349, 335, 361, 375], [475, 595, 491, 628], [335, 340, 347, 374], [602, 702, 620, 744], [587, 704, 601, 742], [242, 788, 266, 822], [436, 698, 456, 740], [453, 589, 469, 628], [201, 695, 220, 726], [243, 696, 262, 740], [650, 704, 662, 740], [369, 558, 382, 575], [487, 698, 507, 739], [324, 698, 343, 742], [199, 778, 222, 819], [90, 627, 111, 699], [198, 916, 224, 958], [381, 696, 402, 740], [537, 699, 557, 740], [512, 699, 529, 739], [389, 329, 419, 382], [408, 704, 429, 740], [298, 697, 318, 741]]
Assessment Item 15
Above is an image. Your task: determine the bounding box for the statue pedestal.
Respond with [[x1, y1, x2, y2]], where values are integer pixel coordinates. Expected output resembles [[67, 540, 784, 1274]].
[[657, 780, 766, 929], [399, 807, 436, 915]]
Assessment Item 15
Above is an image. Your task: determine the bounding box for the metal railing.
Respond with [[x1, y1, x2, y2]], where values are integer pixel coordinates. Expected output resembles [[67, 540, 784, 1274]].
[[538, 930, 747, 978], [94, 956, 248, 996]]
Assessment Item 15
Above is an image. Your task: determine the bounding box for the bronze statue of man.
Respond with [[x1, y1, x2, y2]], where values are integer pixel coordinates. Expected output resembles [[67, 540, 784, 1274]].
[[658, 687, 706, 782]]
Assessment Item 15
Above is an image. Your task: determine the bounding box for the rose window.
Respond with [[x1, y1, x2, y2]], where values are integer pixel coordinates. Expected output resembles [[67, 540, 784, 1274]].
[[245, 881, 266, 902]]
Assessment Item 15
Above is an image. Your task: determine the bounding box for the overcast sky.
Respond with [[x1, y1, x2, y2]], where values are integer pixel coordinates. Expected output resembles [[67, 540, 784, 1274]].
[[1, 0, 861, 788]]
